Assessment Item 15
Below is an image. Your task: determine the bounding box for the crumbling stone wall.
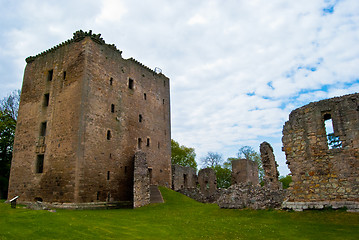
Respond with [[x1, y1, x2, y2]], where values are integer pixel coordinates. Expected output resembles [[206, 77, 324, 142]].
[[231, 159, 259, 185], [260, 142, 280, 189], [282, 93, 359, 211], [171, 164, 197, 191], [133, 151, 150, 208], [198, 168, 217, 199]]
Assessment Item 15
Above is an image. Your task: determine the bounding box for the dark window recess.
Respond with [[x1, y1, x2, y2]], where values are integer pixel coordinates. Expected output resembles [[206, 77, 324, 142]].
[[138, 138, 142, 149], [144, 93, 147, 100], [128, 78, 134, 89], [63, 71, 66, 80], [324, 113, 342, 149], [107, 130, 111, 140], [158, 142, 160, 149], [44, 93, 50, 107], [47, 69, 53, 81], [109, 153, 112, 159], [36, 155, 44, 173], [96, 191, 100, 200], [147, 138, 150, 147], [111, 104, 115, 113], [139, 114, 142, 122], [110, 77, 113, 86], [40, 122, 47, 136], [163, 99, 165, 105], [107, 171, 110, 180]]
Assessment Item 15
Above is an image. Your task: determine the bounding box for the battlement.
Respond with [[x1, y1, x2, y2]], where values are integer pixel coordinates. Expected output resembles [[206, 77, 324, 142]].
[[26, 30, 123, 63]]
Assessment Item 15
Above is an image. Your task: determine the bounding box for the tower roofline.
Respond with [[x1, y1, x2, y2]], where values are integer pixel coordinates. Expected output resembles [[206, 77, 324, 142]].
[[25, 30, 123, 63]]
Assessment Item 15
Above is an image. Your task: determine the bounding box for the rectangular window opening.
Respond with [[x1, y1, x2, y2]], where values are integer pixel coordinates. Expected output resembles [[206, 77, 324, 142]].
[[324, 113, 342, 149], [63, 71, 66, 80], [139, 114, 142, 122], [40, 122, 47, 136], [146, 138, 150, 147], [47, 69, 53, 81], [107, 130, 112, 140], [144, 93, 147, 100], [111, 104, 115, 113], [138, 138, 142, 149], [110, 77, 113, 86], [128, 78, 134, 89], [36, 155, 44, 173], [158, 142, 160, 149], [107, 171, 110, 180], [44, 93, 50, 107]]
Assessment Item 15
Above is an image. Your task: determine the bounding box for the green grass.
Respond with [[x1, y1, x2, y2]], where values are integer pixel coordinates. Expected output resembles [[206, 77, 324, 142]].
[[1, 187, 358, 239]]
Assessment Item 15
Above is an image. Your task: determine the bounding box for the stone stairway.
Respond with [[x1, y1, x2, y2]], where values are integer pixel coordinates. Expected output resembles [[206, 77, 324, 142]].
[[150, 185, 164, 204]]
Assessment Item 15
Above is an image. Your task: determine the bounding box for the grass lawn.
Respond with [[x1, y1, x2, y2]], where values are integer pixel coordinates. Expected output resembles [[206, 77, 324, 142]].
[[1, 187, 358, 240]]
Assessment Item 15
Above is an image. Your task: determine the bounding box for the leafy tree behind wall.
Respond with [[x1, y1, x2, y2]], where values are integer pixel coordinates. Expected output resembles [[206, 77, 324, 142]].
[[171, 139, 197, 170], [201, 152, 223, 168], [0, 90, 20, 199]]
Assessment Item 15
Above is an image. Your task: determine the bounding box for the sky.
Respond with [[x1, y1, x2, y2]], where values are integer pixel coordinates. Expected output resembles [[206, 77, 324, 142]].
[[1, 0, 359, 175]]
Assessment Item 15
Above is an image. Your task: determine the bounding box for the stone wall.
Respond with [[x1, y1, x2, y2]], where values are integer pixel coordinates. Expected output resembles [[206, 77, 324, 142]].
[[260, 142, 280, 189], [133, 151, 150, 208], [282, 93, 359, 210], [231, 159, 259, 185], [171, 164, 197, 191], [8, 30, 171, 205], [198, 168, 217, 200]]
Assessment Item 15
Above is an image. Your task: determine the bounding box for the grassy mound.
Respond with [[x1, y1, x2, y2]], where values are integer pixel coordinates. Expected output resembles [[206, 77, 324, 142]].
[[0, 187, 358, 239]]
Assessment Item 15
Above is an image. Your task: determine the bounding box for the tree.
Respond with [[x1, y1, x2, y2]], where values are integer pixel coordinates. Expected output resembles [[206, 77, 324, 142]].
[[238, 146, 264, 183], [201, 152, 223, 168], [0, 90, 20, 199], [212, 165, 231, 189], [171, 139, 197, 170], [279, 175, 292, 189]]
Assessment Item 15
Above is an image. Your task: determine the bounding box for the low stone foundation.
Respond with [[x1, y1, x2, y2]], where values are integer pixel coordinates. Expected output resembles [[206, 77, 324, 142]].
[[282, 201, 359, 212], [217, 183, 286, 209]]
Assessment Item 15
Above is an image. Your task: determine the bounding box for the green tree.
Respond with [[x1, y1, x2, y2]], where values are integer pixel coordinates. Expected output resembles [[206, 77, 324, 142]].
[[238, 146, 264, 182], [201, 152, 223, 168], [212, 165, 231, 189], [279, 175, 292, 189], [0, 90, 20, 199], [171, 139, 197, 170]]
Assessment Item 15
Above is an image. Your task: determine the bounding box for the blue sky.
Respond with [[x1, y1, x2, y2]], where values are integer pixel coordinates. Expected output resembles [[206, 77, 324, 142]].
[[1, 0, 359, 175]]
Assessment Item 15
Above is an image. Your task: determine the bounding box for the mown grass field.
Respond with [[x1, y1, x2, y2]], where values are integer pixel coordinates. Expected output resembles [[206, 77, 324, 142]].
[[1, 187, 358, 239]]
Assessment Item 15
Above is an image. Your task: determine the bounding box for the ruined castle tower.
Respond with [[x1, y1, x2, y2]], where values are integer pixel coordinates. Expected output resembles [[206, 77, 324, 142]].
[[7, 30, 171, 205], [260, 142, 280, 190], [282, 93, 359, 211]]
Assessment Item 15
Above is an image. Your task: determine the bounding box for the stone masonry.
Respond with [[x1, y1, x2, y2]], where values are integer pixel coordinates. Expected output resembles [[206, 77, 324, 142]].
[[133, 151, 150, 208], [171, 164, 197, 191], [231, 159, 259, 185], [8, 30, 171, 207], [198, 168, 217, 199], [282, 93, 359, 211], [260, 142, 280, 190]]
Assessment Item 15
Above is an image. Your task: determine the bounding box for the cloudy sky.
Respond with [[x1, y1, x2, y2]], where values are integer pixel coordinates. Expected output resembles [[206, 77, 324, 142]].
[[1, 0, 359, 175]]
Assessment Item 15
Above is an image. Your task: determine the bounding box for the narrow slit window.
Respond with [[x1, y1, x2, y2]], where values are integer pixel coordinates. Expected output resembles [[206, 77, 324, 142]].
[[158, 142, 160, 149], [138, 138, 142, 149], [107, 171, 110, 180], [128, 78, 134, 89], [110, 77, 113, 86], [36, 155, 44, 173], [111, 104, 115, 113], [44, 93, 50, 107], [139, 114, 142, 122], [63, 71, 66, 80], [324, 113, 342, 149], [146, 138, 150, 147], [40, 122, 47, 136], [163, 99, 165, 105], [144, 93, 147, 100], [107, 130, 111, 140], [47, 69, 53, 81]]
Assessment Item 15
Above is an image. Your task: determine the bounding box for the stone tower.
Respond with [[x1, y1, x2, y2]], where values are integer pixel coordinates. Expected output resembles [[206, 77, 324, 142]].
[[8, 30, 171, 206]]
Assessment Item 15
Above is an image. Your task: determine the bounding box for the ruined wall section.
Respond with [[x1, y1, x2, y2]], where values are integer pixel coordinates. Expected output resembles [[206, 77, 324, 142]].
[[171, 164, 197, 191], [133, 151, 150, 208], [8, 38, 87, 203], [282, 93, 359, 210], [198, 168, 217, 199], [231, 159, 259, 185], [260, 142, 280, 189]]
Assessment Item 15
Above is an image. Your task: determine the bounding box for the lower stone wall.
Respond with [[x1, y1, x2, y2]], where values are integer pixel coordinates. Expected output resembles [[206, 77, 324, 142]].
[[217, 183, 286, 209], [133, 151, 150, 208], [282, 201, 359, 212]]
